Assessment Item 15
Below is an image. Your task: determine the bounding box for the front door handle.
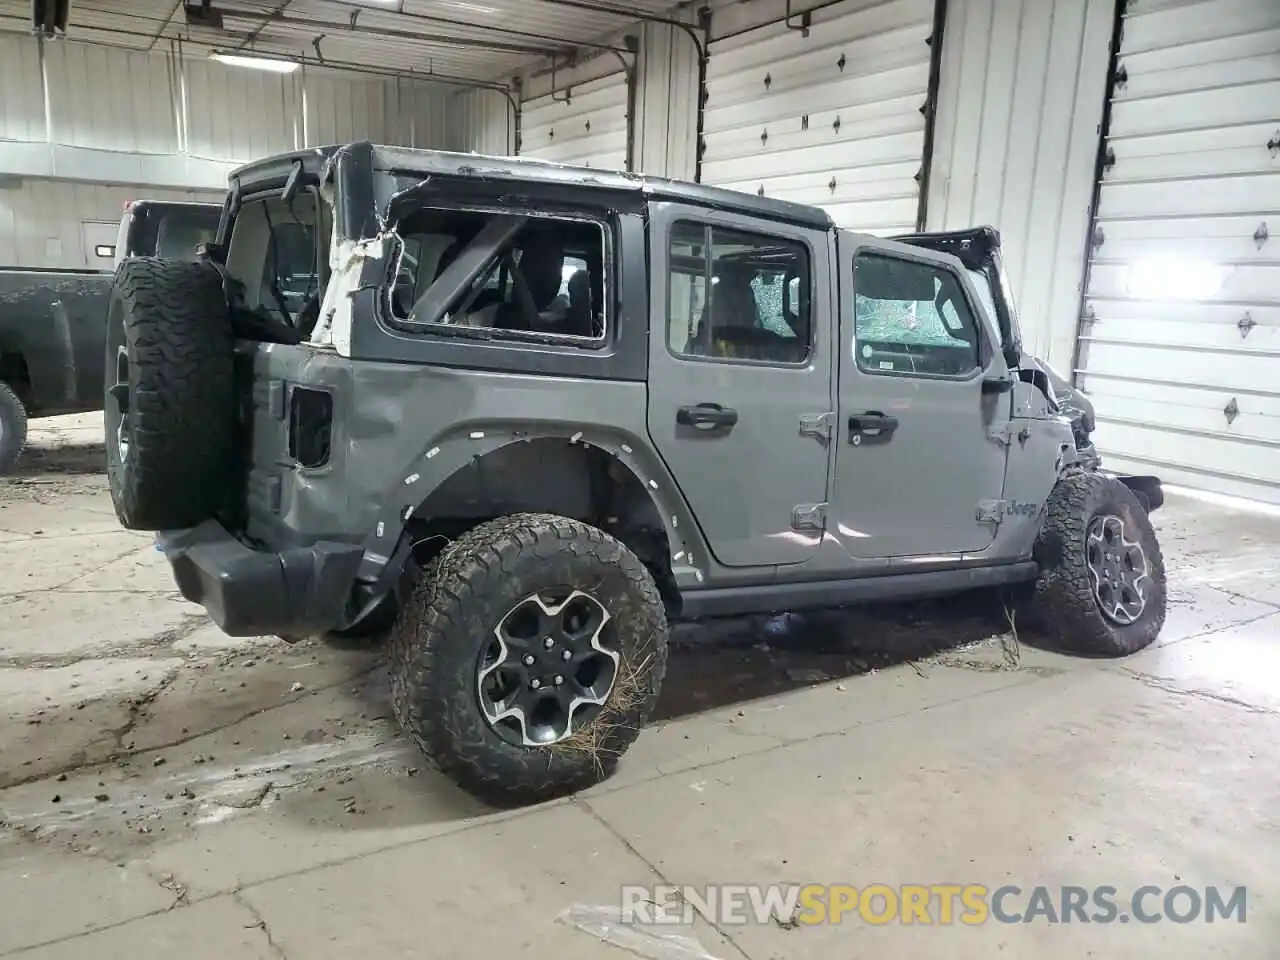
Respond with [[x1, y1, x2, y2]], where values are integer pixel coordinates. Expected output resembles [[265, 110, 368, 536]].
[[848, 411, 898, 445], [677, 403, 739, 430]]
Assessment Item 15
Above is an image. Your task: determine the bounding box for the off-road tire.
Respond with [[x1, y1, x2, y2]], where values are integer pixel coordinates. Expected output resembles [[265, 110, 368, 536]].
[[1027, 471, 1166, 656], [105, 258, 235, 530], [388, 513, 669, 807], [0, 381, 28, 475]]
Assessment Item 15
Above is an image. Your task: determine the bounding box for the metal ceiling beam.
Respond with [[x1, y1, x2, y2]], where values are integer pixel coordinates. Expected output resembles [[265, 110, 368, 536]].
[[526, 0, 707, 65], [235, 0, 294, 53], [232, 8, 561, 56], [350, 4, 632, 55], [55, 3, 583, 59], [0, 22, 515, 96], [527, 0, 697, 33], [144, 0, 182, 52]]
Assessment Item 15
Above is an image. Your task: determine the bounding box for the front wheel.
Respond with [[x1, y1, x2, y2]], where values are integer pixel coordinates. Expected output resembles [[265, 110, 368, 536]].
[[388, 513, 669, 807], [1026, 472, 1167, 656]]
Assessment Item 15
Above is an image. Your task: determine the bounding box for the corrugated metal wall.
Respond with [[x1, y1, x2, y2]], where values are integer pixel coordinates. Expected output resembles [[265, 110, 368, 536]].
[[0, 37, 50, 145], [0, 35, 460, 172], [305, 73, 457, 152], [0, 35, 461, 269], [453, 89, 516, 157], [44, 41, 181, 156], [924, 0, 1117, 372]]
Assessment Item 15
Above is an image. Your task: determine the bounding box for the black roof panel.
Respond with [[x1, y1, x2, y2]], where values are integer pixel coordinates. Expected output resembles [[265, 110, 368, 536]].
[[228, 142, 836, 231], [370, 144, 834, 229]]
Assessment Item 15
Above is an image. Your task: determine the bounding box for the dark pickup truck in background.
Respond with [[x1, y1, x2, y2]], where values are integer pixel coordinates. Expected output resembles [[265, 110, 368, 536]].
[[0, 199, 222, 473]]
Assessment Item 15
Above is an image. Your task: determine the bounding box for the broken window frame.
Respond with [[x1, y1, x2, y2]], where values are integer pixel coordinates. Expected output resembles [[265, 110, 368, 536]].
[[381, 202, 614, 350]]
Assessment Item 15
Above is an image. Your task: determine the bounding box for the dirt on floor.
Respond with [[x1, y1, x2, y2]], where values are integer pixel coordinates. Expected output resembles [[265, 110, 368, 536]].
[[4, 414, 1279, 960], [0, 414, 1054, 857]]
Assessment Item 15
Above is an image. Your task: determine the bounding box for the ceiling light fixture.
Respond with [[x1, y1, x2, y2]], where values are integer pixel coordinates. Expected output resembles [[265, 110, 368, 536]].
[[209, 51, 301, 73], [440, 0, 500, 13]]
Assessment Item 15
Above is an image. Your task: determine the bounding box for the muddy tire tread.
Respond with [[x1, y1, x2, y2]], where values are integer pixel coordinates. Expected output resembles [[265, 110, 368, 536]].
[[388, 512, 669, 807], [1028, 471, 1167, 657]]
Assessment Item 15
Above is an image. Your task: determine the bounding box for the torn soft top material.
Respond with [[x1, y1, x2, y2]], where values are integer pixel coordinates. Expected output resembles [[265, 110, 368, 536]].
[[309, 232, 383, 356]]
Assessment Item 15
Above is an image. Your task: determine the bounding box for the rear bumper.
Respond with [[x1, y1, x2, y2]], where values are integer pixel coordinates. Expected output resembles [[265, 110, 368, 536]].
[[158, 520, 363, 637]]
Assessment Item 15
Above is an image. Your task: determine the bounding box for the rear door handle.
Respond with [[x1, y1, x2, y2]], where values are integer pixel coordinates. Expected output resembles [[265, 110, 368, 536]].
[[848, 412, 898, 445], [677, 403, 739, 430]]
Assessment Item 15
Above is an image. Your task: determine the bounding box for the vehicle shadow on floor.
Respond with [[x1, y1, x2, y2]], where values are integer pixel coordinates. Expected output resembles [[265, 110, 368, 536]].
[[9, 440, 106, 477], [254, 591, 1035, 831], [321, 588, 1042, 727], [653, 590, 1023, 722]]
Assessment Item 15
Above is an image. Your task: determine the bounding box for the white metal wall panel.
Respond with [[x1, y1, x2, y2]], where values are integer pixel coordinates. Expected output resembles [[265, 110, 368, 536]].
[[184, 59, 297, 162], [305, 73, 392, 149], [388, 79, 462, 153], [925, 0, 1115, 370], [520, 71, 631, 171], [0, 179, 222, 269], [702, 0, 935, 234], [453, 88, 516, 156], [1077, 0, 1280, 503], [1, 35, 462, 188], [44, 41, 179, 155], [634, 17, 700, 179], [0, 36, 49, 143]]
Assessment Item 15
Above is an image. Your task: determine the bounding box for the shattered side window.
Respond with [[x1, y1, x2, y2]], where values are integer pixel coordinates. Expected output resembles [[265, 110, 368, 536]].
[[853, 253, 982, 378], [392, 208, 609, 344]]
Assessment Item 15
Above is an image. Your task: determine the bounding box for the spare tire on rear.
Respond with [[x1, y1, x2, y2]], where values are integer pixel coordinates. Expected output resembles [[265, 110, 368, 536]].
[[105, 258, 235, 531]]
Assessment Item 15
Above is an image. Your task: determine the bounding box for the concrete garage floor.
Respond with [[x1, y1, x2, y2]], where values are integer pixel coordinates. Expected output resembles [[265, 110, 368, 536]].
[[2, 415, 1278, 959]]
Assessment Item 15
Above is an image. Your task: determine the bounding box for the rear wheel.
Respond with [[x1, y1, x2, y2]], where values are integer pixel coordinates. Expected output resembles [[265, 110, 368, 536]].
[[1027, 472, 1167, 656], [105, 258, 235, 530], [0, 381, 28, 475], [388, 513, 669, 807]]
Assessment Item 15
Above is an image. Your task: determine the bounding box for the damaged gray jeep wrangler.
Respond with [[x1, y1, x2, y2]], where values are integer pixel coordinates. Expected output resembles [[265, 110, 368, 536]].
[[104, 142, 1167, 806]]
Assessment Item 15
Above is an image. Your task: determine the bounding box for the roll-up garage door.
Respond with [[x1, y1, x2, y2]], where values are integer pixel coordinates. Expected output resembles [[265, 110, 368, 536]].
[[1076, 0, 1280, 504], [519, 71, 631, 171], [701, 0, 936, 235]]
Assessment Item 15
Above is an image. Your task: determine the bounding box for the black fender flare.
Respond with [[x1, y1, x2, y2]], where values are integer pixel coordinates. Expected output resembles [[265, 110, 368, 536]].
[[347, 423, 708, 621], [1111, 473, 1163, 514]]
